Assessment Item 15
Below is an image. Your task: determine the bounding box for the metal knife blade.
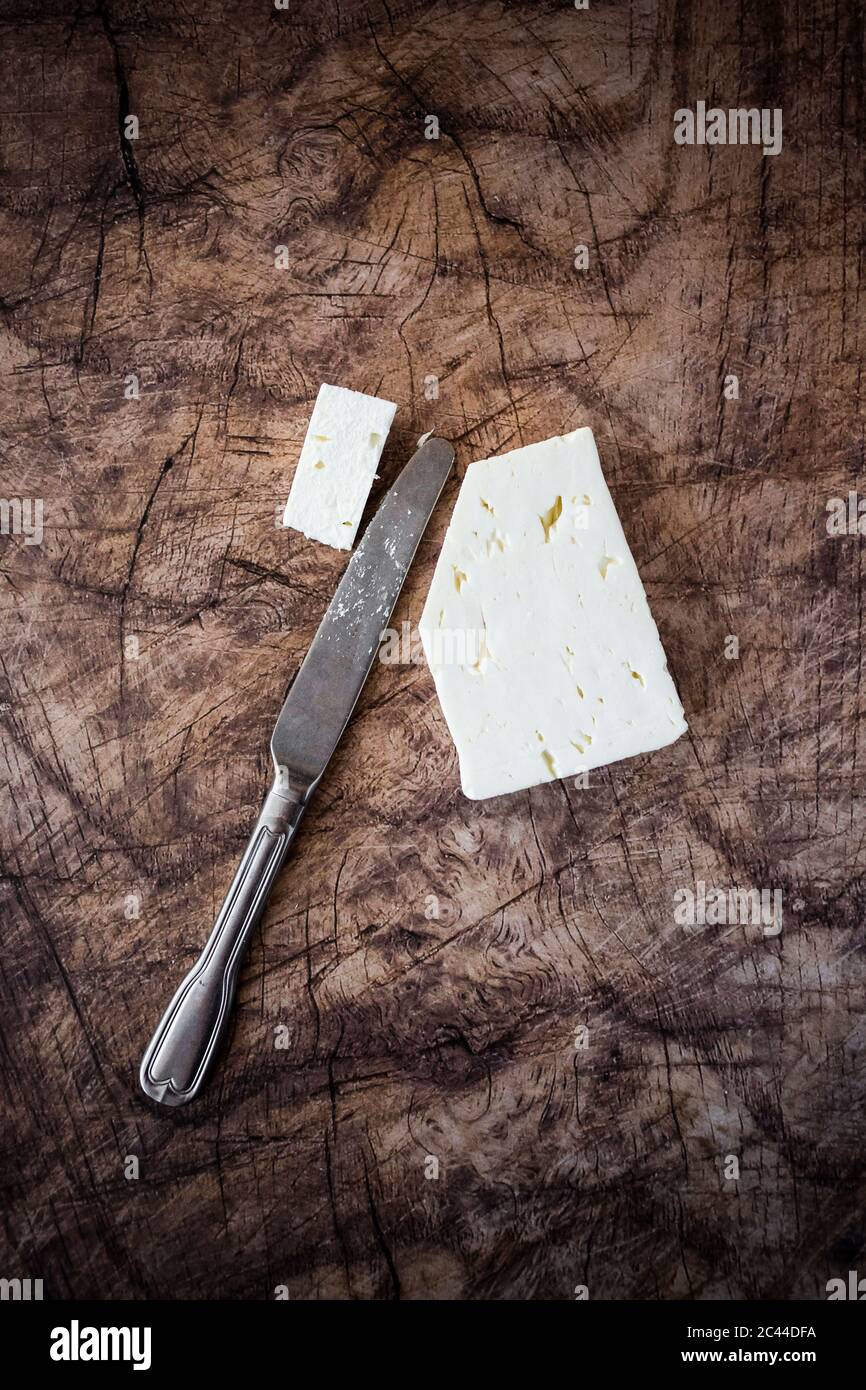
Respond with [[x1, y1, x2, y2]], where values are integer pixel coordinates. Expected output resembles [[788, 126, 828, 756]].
[[271, 434, 455, 795], [139, 434, 454, 1105]]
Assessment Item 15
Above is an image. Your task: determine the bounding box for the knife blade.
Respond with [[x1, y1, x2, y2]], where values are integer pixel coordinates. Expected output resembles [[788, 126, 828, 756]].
[[140, 435, 455, 1106], [271, 434, 454, 794]]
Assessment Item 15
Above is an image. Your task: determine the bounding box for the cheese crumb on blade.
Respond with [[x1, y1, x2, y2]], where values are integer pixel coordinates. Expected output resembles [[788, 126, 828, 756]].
[[282, 383, 397, 549], [418, 427, 688, 800]]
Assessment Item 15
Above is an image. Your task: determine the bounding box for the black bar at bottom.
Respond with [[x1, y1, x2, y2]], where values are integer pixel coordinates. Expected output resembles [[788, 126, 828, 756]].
[[7, 1296, 860, 1377]]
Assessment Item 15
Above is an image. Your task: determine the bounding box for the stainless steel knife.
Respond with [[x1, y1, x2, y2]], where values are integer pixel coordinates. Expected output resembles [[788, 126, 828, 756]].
[[140, 435, 455, 1106]]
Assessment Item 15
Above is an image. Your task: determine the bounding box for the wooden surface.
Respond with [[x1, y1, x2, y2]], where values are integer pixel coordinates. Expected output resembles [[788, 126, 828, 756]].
[[2, 0, 865, 1301]]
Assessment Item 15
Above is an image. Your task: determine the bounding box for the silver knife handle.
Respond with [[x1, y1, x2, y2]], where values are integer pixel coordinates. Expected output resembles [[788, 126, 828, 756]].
[[139, 770, 307, 1107]]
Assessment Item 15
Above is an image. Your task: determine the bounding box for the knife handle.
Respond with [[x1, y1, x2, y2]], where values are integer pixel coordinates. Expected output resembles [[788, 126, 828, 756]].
[[139, 771, 306, 1107]]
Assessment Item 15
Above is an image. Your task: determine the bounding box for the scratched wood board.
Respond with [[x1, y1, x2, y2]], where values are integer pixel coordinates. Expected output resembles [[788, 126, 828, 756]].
[[1, 0, 864, 1300]]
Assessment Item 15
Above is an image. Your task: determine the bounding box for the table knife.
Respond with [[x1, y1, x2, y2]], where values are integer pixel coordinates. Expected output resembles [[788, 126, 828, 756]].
[[140, 435, 455, 1106]]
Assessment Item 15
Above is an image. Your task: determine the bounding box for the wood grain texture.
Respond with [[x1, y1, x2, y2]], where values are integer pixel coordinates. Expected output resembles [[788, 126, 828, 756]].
[[1, 0, 865, 1300]]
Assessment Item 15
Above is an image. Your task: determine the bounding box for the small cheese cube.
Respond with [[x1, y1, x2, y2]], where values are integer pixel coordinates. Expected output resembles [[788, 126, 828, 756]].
[[282, 384, 397, 549], [418, 427, 688, 799]]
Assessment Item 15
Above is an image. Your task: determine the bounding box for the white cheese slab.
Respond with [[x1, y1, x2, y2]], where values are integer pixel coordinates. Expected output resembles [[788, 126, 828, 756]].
[[282, 384, 397, 549], [418, 427, 687, 799]]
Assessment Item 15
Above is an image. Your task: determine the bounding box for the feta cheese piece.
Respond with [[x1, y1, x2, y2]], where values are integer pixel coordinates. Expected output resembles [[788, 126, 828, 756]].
[[282, 384, 397, 549], [418, 427, 687, 799]]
